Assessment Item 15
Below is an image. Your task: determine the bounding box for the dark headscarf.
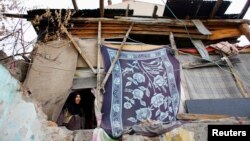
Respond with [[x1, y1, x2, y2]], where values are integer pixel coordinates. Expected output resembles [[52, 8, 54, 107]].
[[65, 93, 83, 116]]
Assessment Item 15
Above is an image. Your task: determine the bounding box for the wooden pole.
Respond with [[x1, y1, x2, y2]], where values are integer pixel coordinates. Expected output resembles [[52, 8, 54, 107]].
[[72, 0, 79, 11], [95, 21, 102, 127], [125, 4, 130, 17], [152, 5, 158, 18], [101, 23, 134, 89], [209, 0, 223, 19], [61, 25, 96, 74], [100, 0, 104, 17], [239, 23, 250, 42], [222, 53, 248, 98]]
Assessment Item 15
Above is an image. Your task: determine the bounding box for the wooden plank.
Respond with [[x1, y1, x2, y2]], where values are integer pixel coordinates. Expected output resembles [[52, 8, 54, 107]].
[[62, 26, 96, 73], [239, 23, 250, 42], [222, 53, 249, 98], [209, 0, 223, 19], [177, 113, 230, 120], [192, 20, 212, 35], [72, 32, 210, 40], [209, 28, 241, 40], [101, 23, 134, 89], [100, 0, 104, 17], [125, 4, 130, 17], [70, 26, 200, 34], [70, 18, 250, 26], [238, 0, 250, 19], [152, 5, 158, 18], [96, 21, 102, 127], [72, 0, 78, 10]]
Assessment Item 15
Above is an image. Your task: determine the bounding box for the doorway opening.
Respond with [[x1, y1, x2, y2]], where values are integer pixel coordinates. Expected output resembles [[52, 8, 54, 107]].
[[58, 88, 97, 130]]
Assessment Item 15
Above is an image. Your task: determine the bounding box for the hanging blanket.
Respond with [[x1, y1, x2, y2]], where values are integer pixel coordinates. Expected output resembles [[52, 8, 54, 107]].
[[101, 45, 180, 138]]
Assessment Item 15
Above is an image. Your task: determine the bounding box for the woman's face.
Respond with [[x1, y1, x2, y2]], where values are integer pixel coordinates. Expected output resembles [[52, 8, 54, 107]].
[[75, 94, 81, 104]]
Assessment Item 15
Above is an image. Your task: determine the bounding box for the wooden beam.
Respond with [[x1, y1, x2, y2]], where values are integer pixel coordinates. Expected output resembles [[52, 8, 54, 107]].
[[69, 17, 250, 27], [125, 4, 130, 17], [100, 0, 104, 17], [209, 28, 241, 40], [61, 25, 96, 74], [177, 113, 230, 120], [238, 0, 250, 19], [101, 23, 134, 89], [96, 21, 102, 127], [72, 0, 79, 11], [152, 5, 158, 18], [209, 0, 223, 19], [239, 23, 250, 42], [222, 53, 249, 98]]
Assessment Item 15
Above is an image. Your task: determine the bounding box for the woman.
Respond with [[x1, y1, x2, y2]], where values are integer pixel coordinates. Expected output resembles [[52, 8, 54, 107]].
[[57, 93, 85, 130]]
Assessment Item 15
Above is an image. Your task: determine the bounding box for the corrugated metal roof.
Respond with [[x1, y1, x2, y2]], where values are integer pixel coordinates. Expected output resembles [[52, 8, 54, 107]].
[[179, 54, 250, 99], [163, 0, 238, 19], [27, 9, 133, 18]]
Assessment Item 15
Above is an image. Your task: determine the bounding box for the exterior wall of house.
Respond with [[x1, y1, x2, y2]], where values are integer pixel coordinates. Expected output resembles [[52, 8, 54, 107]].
[[106, 0, 165, 16]]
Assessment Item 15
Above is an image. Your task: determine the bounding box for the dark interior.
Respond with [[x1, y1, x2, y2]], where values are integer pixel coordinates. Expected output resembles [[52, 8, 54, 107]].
[[64, 88, 97, 129]]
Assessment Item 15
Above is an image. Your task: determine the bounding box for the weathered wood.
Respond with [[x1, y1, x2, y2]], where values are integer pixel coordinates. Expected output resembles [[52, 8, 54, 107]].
[[177, 113, 230, 120], [72, 32, 209, 39], [70, 26, 200, 34], [61, 26, 96, 73], [182, 61, 226, 69], [152, 5, 158, 18], [125, 4, 130, 17], [222, 53, 249, 98], [238, 0, 250, 19], [169, 32, 178, 55], [100, 0, 104, 17], [72, 0, 78, 11], [209, 28, 241, 40], [101, 23, 134, 89], [209, 0, 223, 19], [96, 21, 102, 127], [70, 17, 250, 26], [239, 23, 250, 42]]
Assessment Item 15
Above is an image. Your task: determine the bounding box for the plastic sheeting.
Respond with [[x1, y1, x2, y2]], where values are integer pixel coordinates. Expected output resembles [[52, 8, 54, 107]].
[[24, 39, 78, 121]]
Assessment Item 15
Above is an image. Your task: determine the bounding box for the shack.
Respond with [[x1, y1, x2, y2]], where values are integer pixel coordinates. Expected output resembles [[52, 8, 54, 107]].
[[4, 0, 250, 140]]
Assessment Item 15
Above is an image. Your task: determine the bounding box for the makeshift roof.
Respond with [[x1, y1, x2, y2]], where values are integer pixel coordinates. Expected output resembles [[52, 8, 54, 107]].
[[163, 0, 250, 19]]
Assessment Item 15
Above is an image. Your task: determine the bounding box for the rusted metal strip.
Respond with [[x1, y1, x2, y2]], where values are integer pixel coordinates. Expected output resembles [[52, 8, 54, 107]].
[[192, 19, 212, 35], [191, 39, 210, 61]]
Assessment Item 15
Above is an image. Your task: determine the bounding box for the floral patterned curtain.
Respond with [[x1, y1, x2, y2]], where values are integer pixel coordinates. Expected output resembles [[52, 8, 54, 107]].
[[101, 45, 180, 138]]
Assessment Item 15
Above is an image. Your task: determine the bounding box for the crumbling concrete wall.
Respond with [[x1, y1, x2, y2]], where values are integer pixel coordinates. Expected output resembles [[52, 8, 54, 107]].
[[0, 64, 73, 141]]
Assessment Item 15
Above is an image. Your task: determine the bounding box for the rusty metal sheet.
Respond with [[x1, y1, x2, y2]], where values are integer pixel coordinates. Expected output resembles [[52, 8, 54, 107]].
[[192, 20, 212, 35], [191, 39, 210, 61]]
